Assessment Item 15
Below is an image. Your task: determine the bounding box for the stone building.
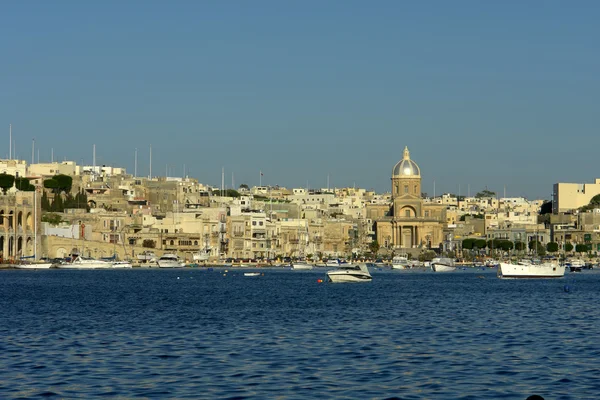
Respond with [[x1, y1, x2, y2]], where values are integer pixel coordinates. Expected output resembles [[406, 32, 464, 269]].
[[0, 190, 41, 261], [375, 147, 446, 251]]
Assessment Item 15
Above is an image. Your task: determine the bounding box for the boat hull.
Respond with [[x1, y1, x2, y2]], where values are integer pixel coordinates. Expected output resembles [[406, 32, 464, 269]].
[[157, 261, 184, 268], [327, 271, 372, 283], [431, 264, 456, 272], [292, 263, 314, 270], [497, 262, 565, 279], [13, 263, 53, 269]]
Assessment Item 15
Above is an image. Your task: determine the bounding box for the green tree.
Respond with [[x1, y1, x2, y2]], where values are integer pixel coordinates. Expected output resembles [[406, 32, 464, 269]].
[[514, 241, 526, 251], [41, 191, 51, 211], [239, 184, 249, 190], [529, 240, 542, 252], [564, 243, 574, 252], [546, 242, 559, 253], [368, 240, 380, 255], [475, 189, 496, 198], [0, 173, 15, 193], [474, 239, 487, 250], [575, 244, 589, 253], [43, 178, 59, 191], [41, 213, 62, 225], [15, 177, 35, 191], [540, 201, 553, 214], [53, 174, 73, 193], [499, 240, 514, 251], [462, 238, 476, 250]]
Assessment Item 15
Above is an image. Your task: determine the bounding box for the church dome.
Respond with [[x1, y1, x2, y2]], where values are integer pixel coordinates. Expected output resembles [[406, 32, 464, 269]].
[[392, 146, 420, 177]]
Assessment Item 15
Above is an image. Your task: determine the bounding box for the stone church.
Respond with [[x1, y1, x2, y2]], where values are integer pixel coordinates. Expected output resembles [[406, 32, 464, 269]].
[[375, 147, 446, 251]]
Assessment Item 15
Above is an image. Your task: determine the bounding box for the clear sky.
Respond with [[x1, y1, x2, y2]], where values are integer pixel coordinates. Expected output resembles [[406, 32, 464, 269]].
[[1, 1, 598, 199]]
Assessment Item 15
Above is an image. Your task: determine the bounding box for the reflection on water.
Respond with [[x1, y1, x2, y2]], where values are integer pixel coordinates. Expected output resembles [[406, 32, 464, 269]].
[[0, 268, 598, 399]]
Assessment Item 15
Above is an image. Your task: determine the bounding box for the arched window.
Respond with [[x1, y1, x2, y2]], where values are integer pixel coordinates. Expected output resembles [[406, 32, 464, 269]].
[[0, 210, 4, 226], [414, 185, 418, 194]]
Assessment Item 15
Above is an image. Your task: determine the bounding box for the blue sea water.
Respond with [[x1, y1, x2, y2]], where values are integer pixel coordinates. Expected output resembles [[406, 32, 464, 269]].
[[1, 267, 599, 399]]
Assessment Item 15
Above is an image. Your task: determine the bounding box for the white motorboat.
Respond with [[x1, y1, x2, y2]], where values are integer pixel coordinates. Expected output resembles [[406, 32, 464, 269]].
[[292, 262, 314, 270], [111, 261, 133, 269], [567, 259, 585, 272], [325, 259, 341, 267], [431, 257, 456, 272], [137, 251, 157, 263], [327, 263, 372, 283], [497, 259, 565, 279], [57, 255, 112, 269], [244, 272, 261, 277], [13, 262, 53, 269], [157, 254, 184, 268], [391, 255, 410, 270]]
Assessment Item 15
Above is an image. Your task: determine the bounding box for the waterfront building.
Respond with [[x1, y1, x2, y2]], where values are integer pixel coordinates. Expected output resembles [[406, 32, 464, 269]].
[[0, 190, 41, 261], [375, 147, 445, 252], [553, 178, 600, 213]]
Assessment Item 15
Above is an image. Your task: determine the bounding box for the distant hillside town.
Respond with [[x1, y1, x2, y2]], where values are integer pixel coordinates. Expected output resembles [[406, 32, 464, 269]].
[[1, 146, 600, 264]]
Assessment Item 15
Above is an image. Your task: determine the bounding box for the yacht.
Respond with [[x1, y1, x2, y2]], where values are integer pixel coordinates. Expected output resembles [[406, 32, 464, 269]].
[[325, 259, 341, 267], [497, 259, 565, 279], [58, 255, 112, 269], [157, 254, 184, 268], [391, 255, 410, 270], [111, 260, 133, 269], [567, 259, 585, 272], [327, 263, 372, 283], [431, 257, 456, 272], [137, 251, 157, 263], [13, 262, 53, 269], [292, 261, 314, 270]]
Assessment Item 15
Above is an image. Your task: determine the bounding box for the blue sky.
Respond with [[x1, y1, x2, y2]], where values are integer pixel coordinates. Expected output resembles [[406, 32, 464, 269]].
[[1, 1, 598, 199]]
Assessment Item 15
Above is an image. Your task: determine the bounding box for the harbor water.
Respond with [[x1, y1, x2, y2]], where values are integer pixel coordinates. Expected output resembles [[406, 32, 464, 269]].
[[1, 267, 599, 399]]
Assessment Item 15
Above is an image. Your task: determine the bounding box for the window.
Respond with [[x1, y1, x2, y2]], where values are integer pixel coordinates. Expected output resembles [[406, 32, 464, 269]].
[[405, 210, 411, 217], [259, 221, 263, 226], [252, 221, 256, 226], [414, 185, 418, 194], [404, 185, 408, 194], [425, 211, 430, 217]]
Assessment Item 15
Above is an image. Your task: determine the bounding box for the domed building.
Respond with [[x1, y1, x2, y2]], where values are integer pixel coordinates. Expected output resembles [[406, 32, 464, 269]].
[[375, 147, 446, 252]]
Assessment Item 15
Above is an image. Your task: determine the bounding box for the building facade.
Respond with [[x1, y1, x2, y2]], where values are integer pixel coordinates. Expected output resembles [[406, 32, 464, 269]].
[[376, 147, 446, 251]]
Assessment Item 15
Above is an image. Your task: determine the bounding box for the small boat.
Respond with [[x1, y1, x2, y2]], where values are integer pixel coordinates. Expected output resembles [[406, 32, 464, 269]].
[[157, 254, 185, 268], [292, 261, 314, 270], [567, 259, 585, 273], [137, 251, 157, 263], [497, 259, 565, 279], [325, 259, 341, 268], [327, 263, 372, 283], [13, 262, 53, 269], [111, 260, 133, 269], [391, 255, 410, 270], [431, 257, 456, 272], [57, 255, 112, 269], [244, 272, 261, 277]]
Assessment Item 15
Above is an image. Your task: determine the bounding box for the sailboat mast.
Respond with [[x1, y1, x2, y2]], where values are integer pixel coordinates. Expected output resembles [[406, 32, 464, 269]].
[[9, 124, 12, 159]]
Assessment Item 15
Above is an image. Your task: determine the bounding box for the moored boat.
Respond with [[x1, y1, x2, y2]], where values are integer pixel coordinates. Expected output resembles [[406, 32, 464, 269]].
[[157, 254, 184, 268], [292, 262, 314, 270], [13, 262, 53, 269], [327, 263, 372, 283], [57, 255, 112, 269], [497, 259, 565, 279], [431, 257, 456, 272], [391, 255, 410, 270]]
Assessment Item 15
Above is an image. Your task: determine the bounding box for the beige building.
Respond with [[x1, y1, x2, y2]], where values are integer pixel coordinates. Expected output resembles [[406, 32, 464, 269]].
[[29, 161, 79, 177], [553, 179, 600, 213], [0, 191, 42, 261], [376, 147, 446, 251]]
